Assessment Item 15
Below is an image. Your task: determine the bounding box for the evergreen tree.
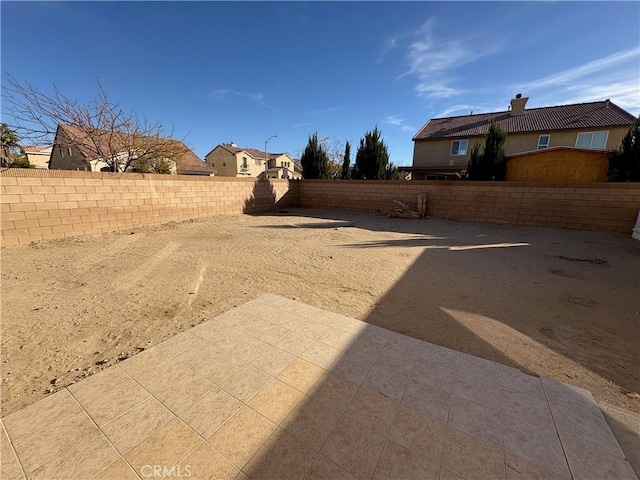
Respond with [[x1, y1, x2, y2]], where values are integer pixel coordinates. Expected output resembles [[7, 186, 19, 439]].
[[341, 141, 351, 179], [354, 127, 390, 179], [1, 123, 21, 167], [608, 117, 640, 182], [300, 132, 331, 179], [467, 122, 507, 180]]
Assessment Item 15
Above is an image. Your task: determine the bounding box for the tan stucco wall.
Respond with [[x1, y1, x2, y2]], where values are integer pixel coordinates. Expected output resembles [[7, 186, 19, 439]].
[[25, 152, 51, 169], [205, 147, 267, 177], [413, 126, 630, 168]]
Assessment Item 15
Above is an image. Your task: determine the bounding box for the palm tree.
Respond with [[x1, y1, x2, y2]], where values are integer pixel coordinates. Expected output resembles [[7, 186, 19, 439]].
[[1, 123, 21, 167]]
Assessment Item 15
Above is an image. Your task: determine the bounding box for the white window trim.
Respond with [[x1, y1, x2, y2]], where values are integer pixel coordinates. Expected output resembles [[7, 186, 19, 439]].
[[450, 139, 468, 156], [537, 134, 550, 149], [575, 131, 609, 150]]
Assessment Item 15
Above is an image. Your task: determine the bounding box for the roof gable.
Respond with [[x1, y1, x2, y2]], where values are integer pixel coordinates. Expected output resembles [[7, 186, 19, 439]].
[[413, 100, 636, 141]]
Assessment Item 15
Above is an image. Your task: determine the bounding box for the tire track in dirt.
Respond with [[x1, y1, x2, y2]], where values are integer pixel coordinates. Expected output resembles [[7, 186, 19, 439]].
[[113, 241, 181, 293]]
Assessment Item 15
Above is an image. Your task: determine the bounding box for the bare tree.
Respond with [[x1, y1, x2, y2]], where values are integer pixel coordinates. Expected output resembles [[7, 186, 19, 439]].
[[3, 75, 188, 172]]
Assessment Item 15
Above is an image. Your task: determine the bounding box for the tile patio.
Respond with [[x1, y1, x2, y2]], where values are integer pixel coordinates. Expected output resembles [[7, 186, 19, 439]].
[[1, 294, 637, 480]]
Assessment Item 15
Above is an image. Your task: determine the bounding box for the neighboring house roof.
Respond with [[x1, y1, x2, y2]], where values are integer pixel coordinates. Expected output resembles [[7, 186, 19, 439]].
[[507, 146, 609, 159], [211, 144, 293, 162], [21, 145, 52, 154], [56, 124, 212, 173], [413, 100, 636, 141]]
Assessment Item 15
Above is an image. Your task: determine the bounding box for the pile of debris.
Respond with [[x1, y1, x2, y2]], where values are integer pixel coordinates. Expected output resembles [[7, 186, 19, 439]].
[[388, 193, 427, 219]]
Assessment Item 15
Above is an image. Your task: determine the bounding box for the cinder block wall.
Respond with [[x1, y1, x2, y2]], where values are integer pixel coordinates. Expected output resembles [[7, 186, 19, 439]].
[[299, 180, 640, 234], [1, 170, 298, 246]]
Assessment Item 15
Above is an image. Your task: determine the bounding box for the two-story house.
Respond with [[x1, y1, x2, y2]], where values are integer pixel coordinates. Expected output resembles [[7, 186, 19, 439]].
[[205, 144, 302, 179], [409, 96, 636, 181], [49, 124, 213, 175]]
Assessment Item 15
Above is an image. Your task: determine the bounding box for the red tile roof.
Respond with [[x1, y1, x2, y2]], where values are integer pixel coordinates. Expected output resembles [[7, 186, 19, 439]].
[[21, 145, 52, 153], [57, 124, 213, 173], [413, 100, 636, 141]]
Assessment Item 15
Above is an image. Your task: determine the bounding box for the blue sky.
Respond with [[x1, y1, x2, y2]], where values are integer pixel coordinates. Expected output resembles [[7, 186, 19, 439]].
[[2, 1, 639, 166]]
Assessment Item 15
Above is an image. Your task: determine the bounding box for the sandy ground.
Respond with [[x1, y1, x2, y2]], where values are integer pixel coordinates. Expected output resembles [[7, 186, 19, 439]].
[[1, 208, 639, 418]]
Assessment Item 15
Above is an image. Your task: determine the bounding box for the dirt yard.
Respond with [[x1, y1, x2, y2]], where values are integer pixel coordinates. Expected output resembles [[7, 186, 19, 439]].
[[1, 208, 639, 417]]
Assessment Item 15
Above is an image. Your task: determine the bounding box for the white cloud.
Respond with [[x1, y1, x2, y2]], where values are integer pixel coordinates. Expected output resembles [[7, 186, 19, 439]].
[[514, 47, 640, 114], [399, 18, 498, 100], [385, 115, 416, 133], [209, 89, 276, 111]]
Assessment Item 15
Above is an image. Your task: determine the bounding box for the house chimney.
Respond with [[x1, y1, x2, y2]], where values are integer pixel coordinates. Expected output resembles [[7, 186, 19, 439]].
[[510, 93, 528, 115]]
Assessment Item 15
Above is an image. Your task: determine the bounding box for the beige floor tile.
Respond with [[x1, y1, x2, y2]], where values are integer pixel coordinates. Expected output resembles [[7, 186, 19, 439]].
[[189, 318, 228, 340], [3, 389, 79, 441], [413, 342, 458, 365], [357, 325, 391, 346], [501, 412, 570, 478], [540, 376, 597, 412], [178, 442, 239, 480], [389, 405, 446, 466], [330, 351, 375, 385], [439, 468, 466, 480], [208, 406, 277, 469], [496, 364, 545, 399], [441, 427, 506, 480], [226, 336, 272, 364], [277, 358, 326, 393], [449, 395, 502, 448], [281, 397, 342, 451], [101, 397, 175, 455], [373, 440, 440, 480], [180, 387, 243, 438], [274, 330, 316, 356], [119, 347, 195, 395], [69, 366, 151, 427], [550, 400, 624, 458], [243, 428, 318, 480], [402, 380, 451, 423], [505, 453, 571, 480], [249, 344, 296, 376], [185, 350, 245, 385], [12, 400, 97, 474], [377, 346, 416, 372], [252, 321, 291, 345], [93, 458, 140, 480], [1, 422, 24, 480], [173, 336, 225, 369], [345, 387, 400, 437], [205, 328, 248, 352], [350, 339, 385, 364], [156, 331, 203, 357], [410, 356, 456, 391], [303, 454, 358, 480], [452, 370, 499, 410], [29, 430, 119, 480], [562, 436, 637, 480], [125, 418, 203, 477], [319, 328, 357, 350], [300, 341, 342, 370], [499, 385, 554, 430], [362, 364, 410, 402], [321, 417, 386, 480], [234, 472, 251, 480], [248, 379, 305, 424], [155, 371, 215, 415], [321, 314, 367, 335], [455, 352, 497, 382], [217, 363, 273, 402], [214, 308, 259, 327], [309, 372, 359, 413], [385, 333, 425, 358], [295, 321, 331, 340]]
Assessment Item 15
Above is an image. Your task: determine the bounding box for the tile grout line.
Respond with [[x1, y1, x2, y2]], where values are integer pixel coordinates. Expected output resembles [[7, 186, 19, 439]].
[[495, 363, 508, 480], [540, 379, 575, 480], [1, 418, 27, 480]]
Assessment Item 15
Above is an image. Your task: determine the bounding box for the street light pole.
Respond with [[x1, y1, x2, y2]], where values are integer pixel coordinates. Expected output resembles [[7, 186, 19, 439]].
[[264, 134, 278, 179]]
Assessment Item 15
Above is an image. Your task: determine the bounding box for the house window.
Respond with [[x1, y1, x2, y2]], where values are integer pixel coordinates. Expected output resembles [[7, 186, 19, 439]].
[[222, 159, 227, 167], [450, 140, 468, 155], [68, 147, 72, 156], [576, 131, 608, 150], [60, 146, 65, 157], [241, 157, 248, 168], [211, 160, 215, 167], [537, 135, 550, 149]]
